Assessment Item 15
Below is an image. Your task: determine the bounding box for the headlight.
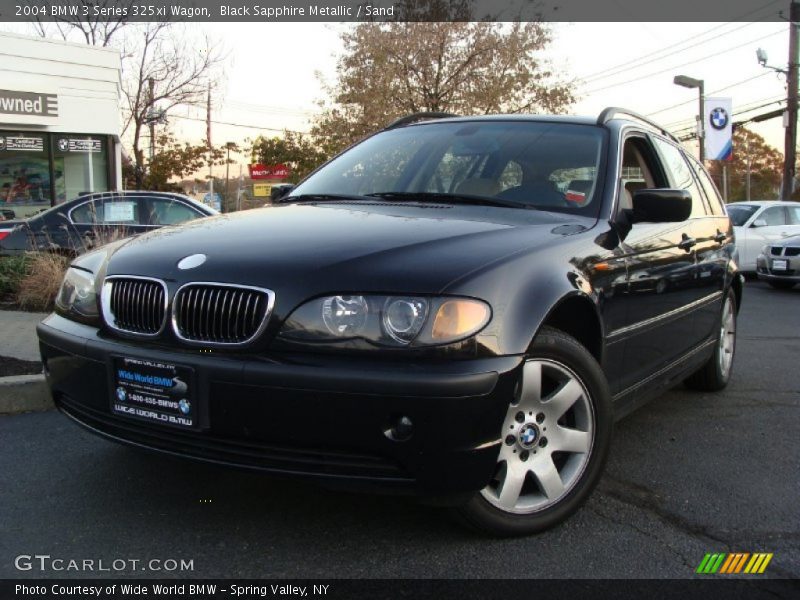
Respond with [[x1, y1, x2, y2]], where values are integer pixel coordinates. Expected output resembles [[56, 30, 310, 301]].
[[55, 267, 99, 322], [280, 295, 490, 347]]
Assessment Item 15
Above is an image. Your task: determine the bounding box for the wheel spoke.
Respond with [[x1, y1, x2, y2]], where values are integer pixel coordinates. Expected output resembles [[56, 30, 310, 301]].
[[552, 426, 591, 453], [530, 455, 565, 500], [497, 463, 526, 510], [519, 360, 542, 406], [543, 378, 583, 420]]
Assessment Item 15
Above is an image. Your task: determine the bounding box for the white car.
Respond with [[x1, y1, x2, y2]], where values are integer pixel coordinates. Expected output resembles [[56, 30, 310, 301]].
[[728, 201, 800, 272]]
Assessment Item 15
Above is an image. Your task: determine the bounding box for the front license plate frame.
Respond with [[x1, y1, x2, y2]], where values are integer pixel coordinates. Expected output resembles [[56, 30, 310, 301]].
[[110, 356, 198, 430], [772, 259, 788, 271]]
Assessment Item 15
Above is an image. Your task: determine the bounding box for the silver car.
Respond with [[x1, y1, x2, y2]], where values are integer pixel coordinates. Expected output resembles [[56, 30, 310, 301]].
[[756, 234, 800, 289], [727, 201, 800, 272]]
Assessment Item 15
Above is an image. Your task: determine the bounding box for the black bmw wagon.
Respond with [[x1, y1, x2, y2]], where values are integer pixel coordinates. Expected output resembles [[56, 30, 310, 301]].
[[37, 109, 741, 536]]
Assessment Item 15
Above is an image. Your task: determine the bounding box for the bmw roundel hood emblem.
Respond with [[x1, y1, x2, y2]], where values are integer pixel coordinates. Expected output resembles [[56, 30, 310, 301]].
[[177, 254, 207, 270]]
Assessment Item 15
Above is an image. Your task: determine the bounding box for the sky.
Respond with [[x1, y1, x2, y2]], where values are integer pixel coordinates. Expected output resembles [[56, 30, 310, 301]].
[[4, 19, 794, 176], [162, 21, 793, 176]]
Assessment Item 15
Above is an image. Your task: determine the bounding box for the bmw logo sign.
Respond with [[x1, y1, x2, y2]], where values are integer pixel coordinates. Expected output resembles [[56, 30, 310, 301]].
[[519, 423, 539, 447], [58, 138, 69, 151], [116, 387, 127, 402], [710, 107, 729, 130], [178, 399, 191, 415]]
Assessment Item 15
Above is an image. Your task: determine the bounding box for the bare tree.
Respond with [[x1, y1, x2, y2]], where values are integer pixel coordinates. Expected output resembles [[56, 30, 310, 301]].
[[120, 23, 226, 187], [27, 0, 133, 46], [312, 1, 575, 155]]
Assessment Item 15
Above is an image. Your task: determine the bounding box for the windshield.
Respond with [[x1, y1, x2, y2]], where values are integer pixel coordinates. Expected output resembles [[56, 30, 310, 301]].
[[291, 121, 607, 216], [727, 204, 758, 226]]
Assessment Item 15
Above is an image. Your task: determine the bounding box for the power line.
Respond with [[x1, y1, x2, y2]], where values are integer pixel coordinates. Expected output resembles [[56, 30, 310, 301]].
[[576, 0, 784, 85], [664, 95, 785, 130], [646, 71, 774, 119], [171, 113, 310, 135], [582, 29, 785, 95], [578, 22, 758, 85]]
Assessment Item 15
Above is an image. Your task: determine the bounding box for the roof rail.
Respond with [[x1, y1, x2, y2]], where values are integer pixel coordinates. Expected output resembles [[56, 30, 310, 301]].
[[597, 107, 679, 143], [384, 112, 459, 130]]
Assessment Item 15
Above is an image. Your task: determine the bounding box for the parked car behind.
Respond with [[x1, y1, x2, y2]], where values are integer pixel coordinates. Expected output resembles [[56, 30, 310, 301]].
[[756, 233, 800, 289], [0, 191, 216, 257], [38, 109, 741, 536], [727, 200, 800, 272]]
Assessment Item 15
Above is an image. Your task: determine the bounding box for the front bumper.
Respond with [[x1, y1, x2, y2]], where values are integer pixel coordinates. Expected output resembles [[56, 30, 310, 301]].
[[37, 314, 522, 496], [756, 253, 800, 282]]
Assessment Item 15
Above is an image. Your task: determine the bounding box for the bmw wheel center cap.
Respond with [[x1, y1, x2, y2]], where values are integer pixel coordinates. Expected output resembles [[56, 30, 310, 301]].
[[518, 423, 539, 448]]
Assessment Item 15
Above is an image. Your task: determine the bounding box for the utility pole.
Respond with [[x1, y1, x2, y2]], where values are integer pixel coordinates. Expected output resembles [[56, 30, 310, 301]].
[[225, 143, 232, 212], [207, 84, 214, 207], [782, 1, 799, 198]]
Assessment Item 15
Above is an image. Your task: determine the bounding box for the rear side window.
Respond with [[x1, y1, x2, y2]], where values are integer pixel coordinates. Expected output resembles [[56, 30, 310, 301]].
[[687, 155, 725, 216], [142, 198, 200, 225], [758, 206, 787, 226], [651, 137, 708, 217]]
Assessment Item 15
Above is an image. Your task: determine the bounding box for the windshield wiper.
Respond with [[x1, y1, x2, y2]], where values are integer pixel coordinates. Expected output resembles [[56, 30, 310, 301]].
[[278, 193, 374, 204], [365, 191, 533, 210]]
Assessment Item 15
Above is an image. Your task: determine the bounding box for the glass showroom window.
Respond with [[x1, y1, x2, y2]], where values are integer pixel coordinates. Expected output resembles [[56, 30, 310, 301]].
[[0, 131, 51, 217], [53, 135, 109, 204]]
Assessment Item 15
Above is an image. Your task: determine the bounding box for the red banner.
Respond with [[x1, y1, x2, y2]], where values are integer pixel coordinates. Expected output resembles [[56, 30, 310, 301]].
[[249, 163, 290, 180]]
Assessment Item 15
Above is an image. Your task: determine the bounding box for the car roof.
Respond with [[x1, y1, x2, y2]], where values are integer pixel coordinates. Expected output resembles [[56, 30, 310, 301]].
[[727, 200, 793, 207]]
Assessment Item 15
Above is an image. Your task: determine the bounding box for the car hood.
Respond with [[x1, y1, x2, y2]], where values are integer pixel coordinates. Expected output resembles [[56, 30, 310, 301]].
[[105, 202, 593, 312]]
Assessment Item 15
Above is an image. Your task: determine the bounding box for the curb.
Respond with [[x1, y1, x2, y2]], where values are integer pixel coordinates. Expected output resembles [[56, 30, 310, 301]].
[[0, 374, 53, 414]]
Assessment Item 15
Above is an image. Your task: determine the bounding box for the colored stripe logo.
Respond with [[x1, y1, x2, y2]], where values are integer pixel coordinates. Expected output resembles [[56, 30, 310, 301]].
[[696, 553, 773, 574]]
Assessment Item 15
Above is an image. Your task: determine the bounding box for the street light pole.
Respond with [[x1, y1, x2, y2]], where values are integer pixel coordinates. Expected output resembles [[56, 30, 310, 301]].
[[674, 75, 705, 162]]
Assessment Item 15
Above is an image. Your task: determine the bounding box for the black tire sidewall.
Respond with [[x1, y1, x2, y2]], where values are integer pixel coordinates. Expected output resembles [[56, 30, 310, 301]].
[[459, 327, 613, 537]]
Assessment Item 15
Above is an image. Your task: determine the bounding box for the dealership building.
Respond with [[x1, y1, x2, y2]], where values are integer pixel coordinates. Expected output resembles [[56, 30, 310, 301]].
[[0, 32, 122, 217]]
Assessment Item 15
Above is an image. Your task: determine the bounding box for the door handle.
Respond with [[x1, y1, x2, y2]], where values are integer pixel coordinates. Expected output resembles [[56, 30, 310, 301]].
[[713, 230, 727, 243], [678, 234, 697, 251], [83, 230, 96, 238]]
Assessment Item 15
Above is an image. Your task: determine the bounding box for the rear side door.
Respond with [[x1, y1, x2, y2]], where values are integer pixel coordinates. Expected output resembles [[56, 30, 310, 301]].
[[684, 151, 732, 343], [608, 133, 699, 393]]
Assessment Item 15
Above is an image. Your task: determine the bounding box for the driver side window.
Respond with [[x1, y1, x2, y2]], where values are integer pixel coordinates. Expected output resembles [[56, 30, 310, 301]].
[[618, 136, 662, 211]]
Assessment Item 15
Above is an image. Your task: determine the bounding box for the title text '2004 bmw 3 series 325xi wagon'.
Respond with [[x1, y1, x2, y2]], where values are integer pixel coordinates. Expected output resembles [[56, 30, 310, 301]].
[[38, 109, 741, 536]]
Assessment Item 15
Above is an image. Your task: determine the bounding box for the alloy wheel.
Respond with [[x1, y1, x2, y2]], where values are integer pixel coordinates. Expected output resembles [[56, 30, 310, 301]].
[[718, 296, 736, 378], [480, 359, 595, 514]]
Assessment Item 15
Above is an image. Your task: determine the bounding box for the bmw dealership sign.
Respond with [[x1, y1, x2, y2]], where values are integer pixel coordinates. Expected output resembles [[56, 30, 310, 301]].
[[704, 97, 733, 161]]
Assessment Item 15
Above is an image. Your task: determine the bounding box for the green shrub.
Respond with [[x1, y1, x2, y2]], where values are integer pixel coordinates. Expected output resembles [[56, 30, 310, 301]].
[[0, 256, 30, 298]]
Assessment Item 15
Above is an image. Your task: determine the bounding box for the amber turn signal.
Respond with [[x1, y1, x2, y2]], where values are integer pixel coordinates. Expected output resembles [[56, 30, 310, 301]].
[[431, 299, 491, 343]]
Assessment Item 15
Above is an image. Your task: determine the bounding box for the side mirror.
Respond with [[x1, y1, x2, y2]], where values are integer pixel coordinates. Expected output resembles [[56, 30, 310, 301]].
[[270, 184, 295, 202], [751, 219, 767, 228], [631, 189, 692, 223]]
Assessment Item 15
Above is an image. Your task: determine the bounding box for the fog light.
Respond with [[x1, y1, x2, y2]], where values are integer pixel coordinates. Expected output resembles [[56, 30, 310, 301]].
[[384, 415, 414, 441]]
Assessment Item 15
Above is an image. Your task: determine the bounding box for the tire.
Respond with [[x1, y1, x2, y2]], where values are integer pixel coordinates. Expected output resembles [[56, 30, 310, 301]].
[[684, 288, 737, 392], [455, 326, 613, 537], [767, 280, 796, 290]]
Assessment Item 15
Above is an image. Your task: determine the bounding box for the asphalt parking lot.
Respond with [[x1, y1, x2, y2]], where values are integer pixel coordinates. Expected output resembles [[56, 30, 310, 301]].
[[1, 280, 798, 580]]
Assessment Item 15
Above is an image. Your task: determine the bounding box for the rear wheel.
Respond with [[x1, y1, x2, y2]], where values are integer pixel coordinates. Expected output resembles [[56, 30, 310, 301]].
[[767, 280, 795, 290], [456, 327, 612, 536], [685, 289, 737, 391]]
